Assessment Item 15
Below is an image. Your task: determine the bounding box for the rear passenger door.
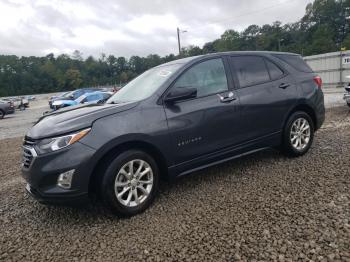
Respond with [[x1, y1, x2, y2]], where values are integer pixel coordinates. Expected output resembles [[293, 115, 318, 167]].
[[229, 55, 297, 141]]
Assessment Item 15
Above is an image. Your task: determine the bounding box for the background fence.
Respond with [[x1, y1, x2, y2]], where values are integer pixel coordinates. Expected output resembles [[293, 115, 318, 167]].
[[304, 50, 350, 88]]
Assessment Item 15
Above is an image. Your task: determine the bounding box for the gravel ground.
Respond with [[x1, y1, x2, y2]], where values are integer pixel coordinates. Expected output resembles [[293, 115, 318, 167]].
[[0, 96, 50, 140], [0, 106, 349, 261]]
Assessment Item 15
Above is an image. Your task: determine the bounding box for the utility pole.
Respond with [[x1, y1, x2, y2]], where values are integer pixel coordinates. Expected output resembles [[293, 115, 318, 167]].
[[177, 27, 181, 56], [340, 49, 344, 88], [177, 27, 187, 56]]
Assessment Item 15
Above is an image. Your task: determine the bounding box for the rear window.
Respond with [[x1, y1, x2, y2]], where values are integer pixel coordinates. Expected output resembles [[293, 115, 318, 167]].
[[273, 54, 313, 73]]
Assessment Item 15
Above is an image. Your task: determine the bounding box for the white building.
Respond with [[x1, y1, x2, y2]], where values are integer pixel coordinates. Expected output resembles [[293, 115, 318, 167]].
[[304, 50, 350, 88]]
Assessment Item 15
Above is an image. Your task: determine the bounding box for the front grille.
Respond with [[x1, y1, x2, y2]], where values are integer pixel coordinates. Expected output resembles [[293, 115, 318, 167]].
[[23, 137, 36, 147], [22, 138, 37, 169]]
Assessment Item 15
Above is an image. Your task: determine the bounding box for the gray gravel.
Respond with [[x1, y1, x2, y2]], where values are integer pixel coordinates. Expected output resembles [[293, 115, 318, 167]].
[[0, 95, 50, 140], [0, 106, 349, 261]]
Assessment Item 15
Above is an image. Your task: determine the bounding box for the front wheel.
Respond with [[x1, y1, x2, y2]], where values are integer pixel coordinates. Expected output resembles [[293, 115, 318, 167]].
[[282, 111, 314, 157], [100, 150, 159, 217]]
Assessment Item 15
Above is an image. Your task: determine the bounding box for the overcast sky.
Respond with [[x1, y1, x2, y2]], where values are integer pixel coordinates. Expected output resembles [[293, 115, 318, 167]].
[[0, 0, 312, 58]]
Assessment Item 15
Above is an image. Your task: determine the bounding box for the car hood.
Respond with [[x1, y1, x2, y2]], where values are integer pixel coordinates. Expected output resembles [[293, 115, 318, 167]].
[[52, 99, 75, 105], [27, 102, 138, 139]]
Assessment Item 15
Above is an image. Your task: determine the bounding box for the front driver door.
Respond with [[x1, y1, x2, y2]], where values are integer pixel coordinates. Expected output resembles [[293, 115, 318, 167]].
[[163, 57, 243, 167]]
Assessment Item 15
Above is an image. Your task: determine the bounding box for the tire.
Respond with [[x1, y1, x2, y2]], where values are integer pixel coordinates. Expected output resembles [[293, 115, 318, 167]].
[[0, 110, 4, 119], [347, 102, 350, 107], [19, 104, 25, 111], [100, 150, 160, 217], [282, 111, 314, 157]]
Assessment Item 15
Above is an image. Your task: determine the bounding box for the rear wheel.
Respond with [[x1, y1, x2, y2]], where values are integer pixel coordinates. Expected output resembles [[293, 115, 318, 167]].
[[100, 150, 159, 217], [282, 111, 314, 157], [0, 110, 4, 119]]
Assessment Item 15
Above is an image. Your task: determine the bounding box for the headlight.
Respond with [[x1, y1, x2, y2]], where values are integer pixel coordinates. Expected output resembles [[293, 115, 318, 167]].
[[36, 128, 91, 154]]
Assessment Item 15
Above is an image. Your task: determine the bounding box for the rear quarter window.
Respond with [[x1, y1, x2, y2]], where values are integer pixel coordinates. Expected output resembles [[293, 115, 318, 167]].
[[265, 59, 284, 80], [273, 54, 313, 73]]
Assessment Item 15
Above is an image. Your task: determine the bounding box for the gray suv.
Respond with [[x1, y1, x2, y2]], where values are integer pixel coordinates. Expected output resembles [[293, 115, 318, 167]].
[[0, 100, 14, 119], [21, 52, 325, 216]]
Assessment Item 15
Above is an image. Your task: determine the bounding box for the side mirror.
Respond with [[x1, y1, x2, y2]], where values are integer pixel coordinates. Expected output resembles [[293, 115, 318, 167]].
[[164, 87, 197, 103]]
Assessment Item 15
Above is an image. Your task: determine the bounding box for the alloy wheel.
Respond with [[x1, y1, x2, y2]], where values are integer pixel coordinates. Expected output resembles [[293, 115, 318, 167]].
[[290, 118, 311, 151], [114, 159, 154, 207]]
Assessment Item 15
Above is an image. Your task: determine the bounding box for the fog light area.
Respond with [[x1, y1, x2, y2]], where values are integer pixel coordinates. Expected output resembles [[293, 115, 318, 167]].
[[57, 169, 75, 189]]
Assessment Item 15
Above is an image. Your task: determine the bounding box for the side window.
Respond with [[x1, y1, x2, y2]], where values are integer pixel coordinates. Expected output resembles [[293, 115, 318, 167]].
[[86, 94, 99, 102], [265, 59, 284, 80], [273, 54, 313, 73], [103, 93, 111, 99], [74, 90, 84, 99], [231, 56, 270, 88], [173, 58, 228, 97]]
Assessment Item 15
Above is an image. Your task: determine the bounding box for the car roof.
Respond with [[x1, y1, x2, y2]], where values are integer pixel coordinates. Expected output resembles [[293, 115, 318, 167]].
[[159, 51, 299, 67], [80, 91, 104, 98]]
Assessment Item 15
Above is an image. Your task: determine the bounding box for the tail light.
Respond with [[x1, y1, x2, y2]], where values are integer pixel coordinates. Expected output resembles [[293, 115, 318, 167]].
[[313, 76, 322, 89]]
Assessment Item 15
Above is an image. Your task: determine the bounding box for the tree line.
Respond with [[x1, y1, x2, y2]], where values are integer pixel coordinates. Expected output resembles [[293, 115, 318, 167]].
[[0, 0, 349, 97]]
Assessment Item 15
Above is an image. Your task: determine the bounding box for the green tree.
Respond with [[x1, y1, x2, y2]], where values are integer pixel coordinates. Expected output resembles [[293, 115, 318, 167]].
[[342, 34, 350, 50], [214, 30, 241, 51], [65, 69, 82, 89]]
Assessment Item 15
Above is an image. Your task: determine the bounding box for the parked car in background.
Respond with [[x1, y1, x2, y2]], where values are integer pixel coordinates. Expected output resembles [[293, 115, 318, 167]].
[[51, 91, 112, 110], [2, 97, 28, 110], [0, 100, 14, 119], [25, 95, 36, 101], [22, 51, 325, 216], [49, 88, 103, 109], [0, 99, 15, 114], [344, 83, 350, 107], [344, 76, 350, 107]]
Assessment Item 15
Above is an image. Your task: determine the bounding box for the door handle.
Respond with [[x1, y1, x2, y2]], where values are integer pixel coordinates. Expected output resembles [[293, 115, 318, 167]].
[[279, 83, 290, 89], [218, 92, 236, 103]]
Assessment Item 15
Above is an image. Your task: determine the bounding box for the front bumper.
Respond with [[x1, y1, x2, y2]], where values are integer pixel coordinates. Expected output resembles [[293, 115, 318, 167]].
[[25, 184, 88, 205], [21, 141, 96, 205]]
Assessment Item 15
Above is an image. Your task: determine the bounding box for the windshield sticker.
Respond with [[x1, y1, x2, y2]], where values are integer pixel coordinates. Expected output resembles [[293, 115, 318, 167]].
[[158, 70, 172, 77]]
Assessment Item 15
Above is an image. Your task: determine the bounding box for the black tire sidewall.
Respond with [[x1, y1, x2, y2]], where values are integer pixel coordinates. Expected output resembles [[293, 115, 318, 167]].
[[283, 111, 314, 156], [101, 150, 159, 216]]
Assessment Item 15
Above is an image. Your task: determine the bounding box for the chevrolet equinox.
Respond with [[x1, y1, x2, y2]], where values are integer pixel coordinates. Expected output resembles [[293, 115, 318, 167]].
[[22, 52, 325, 216]]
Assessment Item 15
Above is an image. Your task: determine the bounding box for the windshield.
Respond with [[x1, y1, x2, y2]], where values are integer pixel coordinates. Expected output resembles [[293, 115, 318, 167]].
[[62, 91, 73, 98], [75, 94, 87, 103], [107, 63, 182, 104]]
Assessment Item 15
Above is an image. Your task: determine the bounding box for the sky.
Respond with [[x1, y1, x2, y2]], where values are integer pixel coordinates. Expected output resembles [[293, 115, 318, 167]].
[[0, 0, 312, 58]]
